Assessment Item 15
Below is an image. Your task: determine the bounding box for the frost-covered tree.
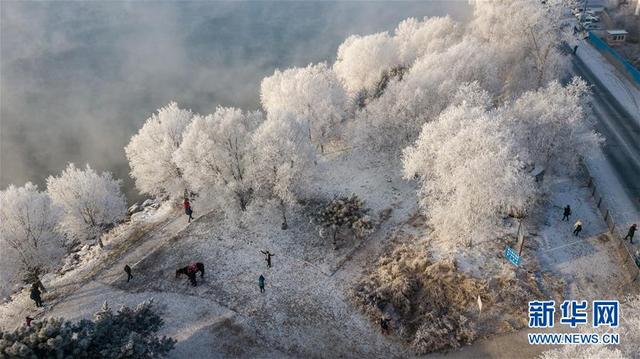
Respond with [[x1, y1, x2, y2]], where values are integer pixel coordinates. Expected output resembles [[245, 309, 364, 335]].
[[403, 97, 537, 246], [174, 107, 262, 211], [47, 163, 127, 248], [0, 183, 64, 295], [0, 299, 176, 358], [470, 0, 571, 95], [502, 78, 601, 174], [394, 16, 463, 66], [261, 63, 347, 152], [351, 40, 501, 152], [250, 113, 315, 229], [333, 32, 400, 94], [334, 15, 465, 97], [125, 102, 194, 199]]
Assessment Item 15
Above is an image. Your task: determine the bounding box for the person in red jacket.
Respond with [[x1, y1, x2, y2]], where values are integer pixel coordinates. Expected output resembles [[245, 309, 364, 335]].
[[183, 198, 193, 223]]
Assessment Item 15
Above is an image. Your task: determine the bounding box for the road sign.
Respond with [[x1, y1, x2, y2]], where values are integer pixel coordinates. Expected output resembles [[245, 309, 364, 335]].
[[504, 245, 521, 266]]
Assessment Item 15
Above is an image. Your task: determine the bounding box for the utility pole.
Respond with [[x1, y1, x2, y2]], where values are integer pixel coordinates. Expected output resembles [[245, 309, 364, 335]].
[[516, 219, 526, 256]]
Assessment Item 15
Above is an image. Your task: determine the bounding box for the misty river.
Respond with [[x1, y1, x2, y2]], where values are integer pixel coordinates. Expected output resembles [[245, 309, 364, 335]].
[[1, 1, 470, 203]]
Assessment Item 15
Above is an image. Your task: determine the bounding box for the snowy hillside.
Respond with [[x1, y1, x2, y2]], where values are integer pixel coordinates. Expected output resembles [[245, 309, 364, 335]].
[[2, 1, 639, 358]]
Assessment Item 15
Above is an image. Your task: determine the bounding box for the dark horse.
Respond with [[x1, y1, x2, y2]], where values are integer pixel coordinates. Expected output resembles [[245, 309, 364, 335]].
[[176, 262, 205, 286]]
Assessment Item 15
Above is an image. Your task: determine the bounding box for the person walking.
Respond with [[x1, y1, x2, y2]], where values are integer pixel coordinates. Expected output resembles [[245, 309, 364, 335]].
[[30, 283, 42, 308], [124, 264, 133, 282], [624, 224, 637, 244], [562, 205, 571, 221], [260, 250, 274, 268], [184, 198, 194, 223], [573, 219, 583, 237], [259, 274, 265, 293]]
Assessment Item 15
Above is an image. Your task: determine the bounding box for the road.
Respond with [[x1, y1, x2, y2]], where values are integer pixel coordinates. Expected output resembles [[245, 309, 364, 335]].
[[571, 52, 640, 214]]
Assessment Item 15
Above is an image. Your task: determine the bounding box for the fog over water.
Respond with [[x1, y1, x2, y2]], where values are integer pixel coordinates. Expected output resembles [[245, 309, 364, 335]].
[[1, 1, 470, 203]]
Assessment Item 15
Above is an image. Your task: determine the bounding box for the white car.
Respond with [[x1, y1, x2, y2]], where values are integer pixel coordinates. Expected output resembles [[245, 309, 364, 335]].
[[583, 14, 600, 22], [575, 10, 596, 18]]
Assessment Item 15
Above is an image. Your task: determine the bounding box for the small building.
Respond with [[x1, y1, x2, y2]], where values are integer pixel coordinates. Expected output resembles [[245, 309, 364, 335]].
[[605, 29, 629, 45]]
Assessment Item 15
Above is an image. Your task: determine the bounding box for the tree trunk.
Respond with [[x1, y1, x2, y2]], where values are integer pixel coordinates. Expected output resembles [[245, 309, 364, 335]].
[[280, 199, 288, 230], [238, 192, 247, 211]]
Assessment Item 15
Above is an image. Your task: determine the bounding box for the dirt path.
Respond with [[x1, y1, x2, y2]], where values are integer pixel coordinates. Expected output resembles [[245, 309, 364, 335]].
[[0, 207, 190, 331]]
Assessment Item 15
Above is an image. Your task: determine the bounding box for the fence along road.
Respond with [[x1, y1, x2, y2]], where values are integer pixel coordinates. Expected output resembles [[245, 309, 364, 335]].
[[571, 48, 640, 286]]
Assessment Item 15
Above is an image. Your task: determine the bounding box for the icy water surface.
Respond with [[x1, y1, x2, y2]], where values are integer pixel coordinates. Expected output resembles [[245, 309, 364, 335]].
[[1, 1, 470, 202]]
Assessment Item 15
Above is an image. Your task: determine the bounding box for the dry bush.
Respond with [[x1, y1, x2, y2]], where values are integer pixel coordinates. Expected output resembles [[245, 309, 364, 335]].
[[351, 239, 553, 354], [310, 194, 374, 248], [351, 244, 481, 353]]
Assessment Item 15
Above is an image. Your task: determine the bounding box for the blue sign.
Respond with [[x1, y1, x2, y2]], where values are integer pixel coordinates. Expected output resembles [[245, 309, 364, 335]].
[[504, 245, 521, 266]]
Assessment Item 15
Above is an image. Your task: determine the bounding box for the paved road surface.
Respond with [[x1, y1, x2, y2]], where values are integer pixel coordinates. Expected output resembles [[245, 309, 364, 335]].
[[571, 53, 640, 213]]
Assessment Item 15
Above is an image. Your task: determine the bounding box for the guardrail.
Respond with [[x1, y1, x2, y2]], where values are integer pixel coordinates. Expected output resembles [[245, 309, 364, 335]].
[[586, 176, 640, 285]]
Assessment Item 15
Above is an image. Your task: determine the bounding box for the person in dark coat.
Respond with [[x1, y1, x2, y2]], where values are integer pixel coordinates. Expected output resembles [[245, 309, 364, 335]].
[[259, 275, 265, 293], [184, 198, 194, 222], [562, 205, 571, 221], [187, 264, 198, 286], [30, 284, 42, 307], [25, 316, 34, 327], [124, 264, 133, 282], [380, 317, 390, 334], [573, 219, 583, 237], [624, 224, 637, 244], [260, 250, 274, 268]]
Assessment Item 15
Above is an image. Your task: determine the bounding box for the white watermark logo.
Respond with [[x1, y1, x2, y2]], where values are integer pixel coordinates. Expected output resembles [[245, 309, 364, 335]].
[[527, 300, 620, 345]]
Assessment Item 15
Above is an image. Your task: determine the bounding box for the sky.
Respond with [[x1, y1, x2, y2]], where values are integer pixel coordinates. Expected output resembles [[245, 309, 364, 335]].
[[0, 1, 471, 202]]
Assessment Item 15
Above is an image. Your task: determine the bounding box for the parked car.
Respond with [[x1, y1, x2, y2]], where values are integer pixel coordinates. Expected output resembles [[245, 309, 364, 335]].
[[584, 15, 600, 22], [583, 23, 601, 30], [575, 9, 596, 18]]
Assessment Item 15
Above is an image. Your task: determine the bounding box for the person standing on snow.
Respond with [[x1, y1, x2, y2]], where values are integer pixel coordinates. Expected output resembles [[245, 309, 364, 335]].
[[30, 283, 43, 308], [259, 274, 265, 293], [624, 224, 637, 244], [25, 316, 34, 327], [124, 264, 133, 282], [260, 250, 274, 268], [562, 205, 571, 221], [573, 219, 583, 237], [184, 198, 194, 223]]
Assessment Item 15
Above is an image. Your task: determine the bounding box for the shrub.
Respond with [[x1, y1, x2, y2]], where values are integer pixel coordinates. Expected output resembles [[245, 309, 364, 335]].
[[0, 300, 175, 358]]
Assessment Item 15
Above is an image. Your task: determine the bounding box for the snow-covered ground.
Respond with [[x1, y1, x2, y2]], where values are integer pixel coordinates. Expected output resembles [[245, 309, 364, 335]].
[[533, 175, 632, 297], [573, 39, 640, 257], [576, 41, 640, 125], [0, 150, 418, 358], [0, 147, 635, 358], [585, 149, 640, 246]]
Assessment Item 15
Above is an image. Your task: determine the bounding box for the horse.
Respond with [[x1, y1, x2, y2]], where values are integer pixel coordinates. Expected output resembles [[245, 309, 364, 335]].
[[175, 262, 205, 286]]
